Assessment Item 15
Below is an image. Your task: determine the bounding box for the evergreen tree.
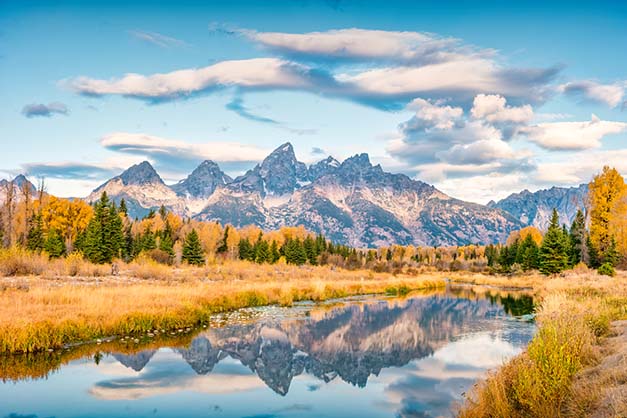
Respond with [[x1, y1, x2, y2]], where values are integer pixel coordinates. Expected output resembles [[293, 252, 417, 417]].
[[303, 236, 318, 265], [182, 229, 205, 266], [26, 214, 45, 252], [569, 209, 586, 266], [158, 205, 168, 220], [44, 229, 66, 258], [158, 222, 175, 262], [122, 225, 134, 261], [217, 226, 229, 254], [518, 233, 539, 271], [269, 240, 280, 263], [238, 238, 253, 261], [119, 198, 128, 215], [82, 192, 125, 263], [603, 236, 620, 267], [255, 239, 270, 264], [140, 228, 157, 252], [539, 209, 570, 275]]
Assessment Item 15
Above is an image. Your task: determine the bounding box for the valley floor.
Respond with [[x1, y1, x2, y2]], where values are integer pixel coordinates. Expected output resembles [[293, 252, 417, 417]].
[[1, 262, 625, 417]]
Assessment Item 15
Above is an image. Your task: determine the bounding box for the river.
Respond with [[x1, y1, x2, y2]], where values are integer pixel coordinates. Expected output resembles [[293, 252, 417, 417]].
[[0, 286, 535, 418]]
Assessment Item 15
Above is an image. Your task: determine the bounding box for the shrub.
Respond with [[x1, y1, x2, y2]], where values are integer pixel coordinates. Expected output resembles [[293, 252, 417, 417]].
[[0, 247, 48, 276], [597, 262, 615, 277]]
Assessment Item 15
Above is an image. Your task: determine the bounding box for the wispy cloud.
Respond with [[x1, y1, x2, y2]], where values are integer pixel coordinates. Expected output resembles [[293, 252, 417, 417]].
[[22, 161, 121, 180], [21, 102, 69, 118], [226, 96, 279, 124], [128, 30, 187, 48], [100, 132, 270, 173]]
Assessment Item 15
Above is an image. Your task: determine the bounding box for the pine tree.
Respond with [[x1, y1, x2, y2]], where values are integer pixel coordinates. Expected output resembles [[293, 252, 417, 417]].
[[303, 236, 318, 265], [603, 236, 620, 267], [119, 198, 128, 215], [269, 240, 280, 263], [238, 238, 253, 261], [122, 225, 134, 261], [140, 228, 157, 252], [26, 214, 45, 252], [182, 229, 205, 265], [44, 229, 66, 258], [82, 192, 124, 263], [217, 226, 229, 254], [569, 209, 587, 266], [159, 222, 175, 262], [158, 205, 168, 220], [519, 233, 539, 271], [539, 209, 570, 275], [255, 239, 270, 264]]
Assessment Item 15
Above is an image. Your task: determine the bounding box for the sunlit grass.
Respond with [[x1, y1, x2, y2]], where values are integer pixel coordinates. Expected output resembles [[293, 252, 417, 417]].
[[457, 274, 627, 418], [0, 256, 445, 354]]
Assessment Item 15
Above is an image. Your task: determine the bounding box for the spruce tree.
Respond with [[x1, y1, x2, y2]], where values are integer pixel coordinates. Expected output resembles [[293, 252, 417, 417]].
[[603, 236, 620, 267], [159, 222, 175, 262], [44, 229, 66, 258], [182, 229, 205, 266], [82, 192, 124, 263], [255, 239, 270, 264], [519, 234, 539, 271], [119, 198, 128, 215], [269, 240, 280, 263], [217, 226, 229, 254], [26, 214, 45, 252], [569, 209, 586, 266], [239, 238, 253, 261], [539, 209, 569, 275]]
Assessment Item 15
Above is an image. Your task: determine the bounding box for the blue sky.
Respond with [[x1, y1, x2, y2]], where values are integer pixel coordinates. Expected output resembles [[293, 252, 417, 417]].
[[2, 0, 627, 202]]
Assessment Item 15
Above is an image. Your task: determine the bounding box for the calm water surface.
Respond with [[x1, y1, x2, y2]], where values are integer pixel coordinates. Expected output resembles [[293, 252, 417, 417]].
[[0, 287, 535, 418]]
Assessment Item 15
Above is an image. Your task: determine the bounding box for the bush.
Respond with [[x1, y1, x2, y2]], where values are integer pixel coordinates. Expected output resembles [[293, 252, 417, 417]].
[[0, 247, 48, 276], [597, 262, 615, 277]]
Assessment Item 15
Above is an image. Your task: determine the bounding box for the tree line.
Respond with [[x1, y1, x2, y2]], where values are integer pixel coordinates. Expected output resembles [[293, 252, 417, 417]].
[[1, 166, 626, 275]]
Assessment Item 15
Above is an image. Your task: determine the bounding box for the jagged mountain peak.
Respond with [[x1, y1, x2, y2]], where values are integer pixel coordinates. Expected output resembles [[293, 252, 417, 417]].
[[118, 161, 163, 186], [309, 156, 341, 180], [171, 160, 232, 199], [341, 153, 372, 169]]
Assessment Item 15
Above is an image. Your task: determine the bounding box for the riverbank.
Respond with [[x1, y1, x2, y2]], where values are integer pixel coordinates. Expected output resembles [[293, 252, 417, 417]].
[[0, 261, 446, 354], [456, 270, 627, 418]]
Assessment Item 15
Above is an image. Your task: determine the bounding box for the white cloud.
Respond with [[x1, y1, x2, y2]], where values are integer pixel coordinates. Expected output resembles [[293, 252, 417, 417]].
[[404, 98, 463, 131], [471, 94, 533, 124], [66, 28, 558, 107], [67, 58, 329, 100], [521, 114, 627, 150], [559, 80, 626, 108], [340, 59, 554, 103], [534, 149, 627, 185], [243, 28, 490, 65]]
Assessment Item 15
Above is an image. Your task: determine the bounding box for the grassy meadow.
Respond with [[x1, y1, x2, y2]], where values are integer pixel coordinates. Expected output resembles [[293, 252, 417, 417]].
[[0, 247, 445, 354]]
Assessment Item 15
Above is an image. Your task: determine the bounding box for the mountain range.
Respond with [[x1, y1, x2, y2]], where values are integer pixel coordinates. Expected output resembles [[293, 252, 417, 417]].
[[85, 142, 525, 247], [2, 142, 590, 247]]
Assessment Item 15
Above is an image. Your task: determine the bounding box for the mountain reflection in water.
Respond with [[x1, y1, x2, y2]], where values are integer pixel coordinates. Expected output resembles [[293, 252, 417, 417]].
[[0, 288, 535, 418]]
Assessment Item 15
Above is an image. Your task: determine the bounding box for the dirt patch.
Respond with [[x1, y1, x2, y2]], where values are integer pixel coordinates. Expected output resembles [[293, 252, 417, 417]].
[[573, 320, 627, 418]]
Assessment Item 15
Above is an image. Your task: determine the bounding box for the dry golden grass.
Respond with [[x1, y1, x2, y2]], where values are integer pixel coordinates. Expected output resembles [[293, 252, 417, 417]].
[[0, 259, 445, 354], [457, 272, 627, 418]]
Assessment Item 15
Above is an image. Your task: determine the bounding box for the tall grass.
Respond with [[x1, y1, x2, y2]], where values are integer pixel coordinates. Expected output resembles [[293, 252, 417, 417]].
[[458, 274, 627, 418], [0, 256, 445, 353]]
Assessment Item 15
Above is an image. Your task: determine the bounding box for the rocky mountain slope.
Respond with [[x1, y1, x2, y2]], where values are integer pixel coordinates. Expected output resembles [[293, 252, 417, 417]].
[[85, 142, 523, 246], [488, 184, 588, 230]]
